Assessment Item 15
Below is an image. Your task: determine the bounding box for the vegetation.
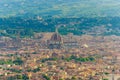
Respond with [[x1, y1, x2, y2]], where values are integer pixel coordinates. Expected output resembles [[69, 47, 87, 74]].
[[13, 58, 24, 65], [7, 74, 29, 80], [1, 0, 120, 18], [0, 17, 120, 38], [104, 72, 109, 75], [65, 55, 95, 62], [0, 59, 13, 65], [42, 74, 51, 80], [8, 68, 22, 73], [103, 79, 109, 80], [32, 67, 40, 73]]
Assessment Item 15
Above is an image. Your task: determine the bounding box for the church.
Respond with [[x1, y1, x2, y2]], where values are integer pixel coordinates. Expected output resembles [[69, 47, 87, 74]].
[[47, 28, 79, 49], [47, 28, 63, 49]]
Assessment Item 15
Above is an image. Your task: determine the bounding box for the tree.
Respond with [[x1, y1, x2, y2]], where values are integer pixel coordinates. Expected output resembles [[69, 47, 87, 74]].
[[71, 76, 77, 80], [42, 74, 50, 80], [13, 58, 23, 65]]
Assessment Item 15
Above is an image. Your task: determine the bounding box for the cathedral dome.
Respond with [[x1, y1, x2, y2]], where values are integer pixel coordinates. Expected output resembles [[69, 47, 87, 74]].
[[50, 33, 62, 42]]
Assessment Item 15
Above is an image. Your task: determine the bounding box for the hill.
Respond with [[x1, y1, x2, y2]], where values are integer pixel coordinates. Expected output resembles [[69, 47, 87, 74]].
[[0, 0, 120, 18], [0, 17, 120, 37], [0, 0, 120, 37]]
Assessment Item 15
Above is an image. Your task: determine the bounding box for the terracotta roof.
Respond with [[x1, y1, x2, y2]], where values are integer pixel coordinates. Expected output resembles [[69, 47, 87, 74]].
[[51, 33, 62, 42]]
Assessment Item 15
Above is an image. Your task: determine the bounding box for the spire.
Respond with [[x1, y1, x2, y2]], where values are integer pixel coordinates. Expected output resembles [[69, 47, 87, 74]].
[[55, 27, 58, 33]]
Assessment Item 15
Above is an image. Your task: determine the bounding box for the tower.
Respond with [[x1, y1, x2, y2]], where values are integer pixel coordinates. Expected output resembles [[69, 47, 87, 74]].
[[48, 27, 63, 49]]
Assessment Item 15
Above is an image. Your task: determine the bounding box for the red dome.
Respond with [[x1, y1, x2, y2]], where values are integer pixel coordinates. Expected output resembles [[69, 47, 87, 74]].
[[50, 33, 62, 42]]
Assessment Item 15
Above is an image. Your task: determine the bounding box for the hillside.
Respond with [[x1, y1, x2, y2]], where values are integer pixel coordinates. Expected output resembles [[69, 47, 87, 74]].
[[0, 0, 120, 37], [0, 17, 120, 37], [0, 0, 120, 18]]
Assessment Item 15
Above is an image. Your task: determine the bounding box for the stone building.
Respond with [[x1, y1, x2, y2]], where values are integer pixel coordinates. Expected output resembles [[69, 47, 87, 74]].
[[63, 33, 79, 49], [47, 28, 79, 49], [47, 28, 63, 49]]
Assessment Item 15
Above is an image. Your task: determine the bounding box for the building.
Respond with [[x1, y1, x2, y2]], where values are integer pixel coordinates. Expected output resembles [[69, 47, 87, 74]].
[[47, 28, 63, 49], [63, 33, 79, 49], [47, 28, 79, 49]]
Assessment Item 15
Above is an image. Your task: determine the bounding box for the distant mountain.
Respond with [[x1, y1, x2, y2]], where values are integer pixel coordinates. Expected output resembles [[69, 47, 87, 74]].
[[0, 0, 120, 18]]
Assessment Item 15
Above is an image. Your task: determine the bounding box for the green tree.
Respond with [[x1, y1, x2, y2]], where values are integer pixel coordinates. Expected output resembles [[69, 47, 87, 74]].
[[71, 76, 77, 80], [13, 58, 23, 65], [42, 74, 50, 80]]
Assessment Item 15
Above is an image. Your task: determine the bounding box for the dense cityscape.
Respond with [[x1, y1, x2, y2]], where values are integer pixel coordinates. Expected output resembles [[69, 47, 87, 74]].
[[1, 0, 120, 80], [0, 29, 120, 80]]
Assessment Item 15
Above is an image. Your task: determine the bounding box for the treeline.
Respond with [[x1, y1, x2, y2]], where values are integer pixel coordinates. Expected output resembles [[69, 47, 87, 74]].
[[64, 55, 95, 62], [0, 16, 120, 37]]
